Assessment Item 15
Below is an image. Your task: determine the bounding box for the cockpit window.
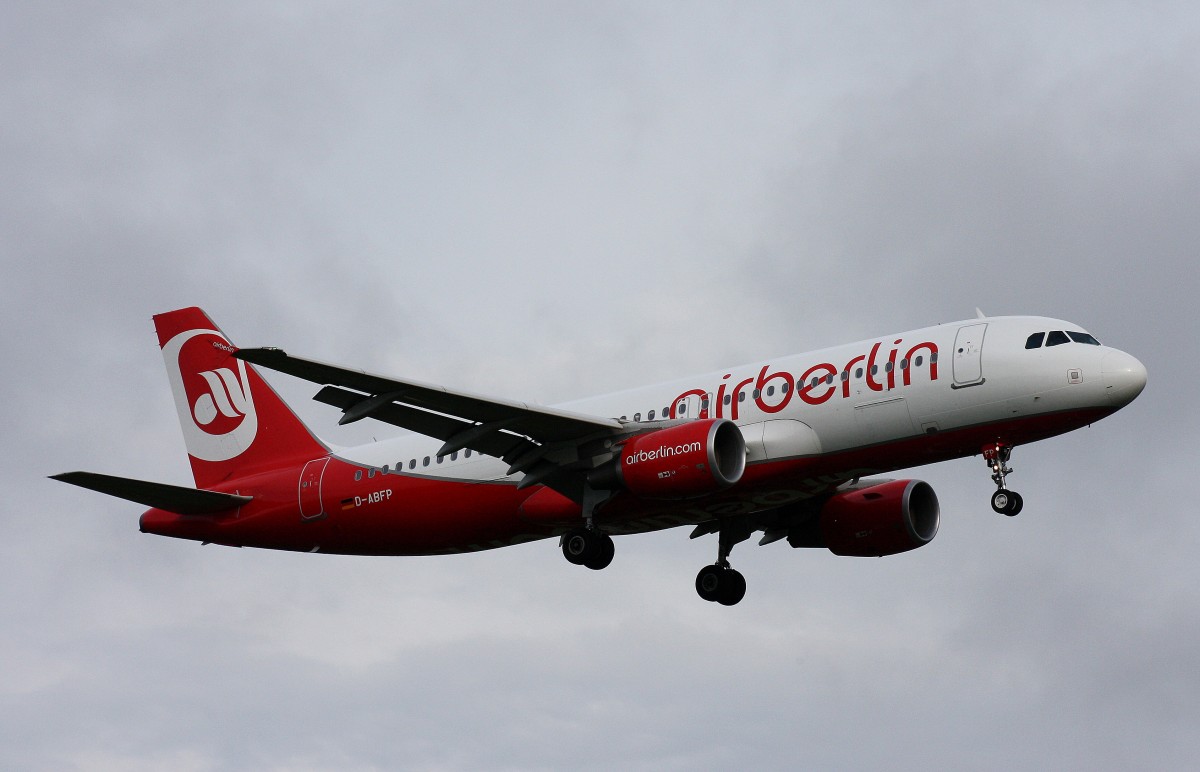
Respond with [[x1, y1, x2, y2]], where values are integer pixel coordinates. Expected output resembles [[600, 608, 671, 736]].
[[1046, 330, 1070, 346], [1067, 331, 1101, 346], [1025, 332, 1045, 349]]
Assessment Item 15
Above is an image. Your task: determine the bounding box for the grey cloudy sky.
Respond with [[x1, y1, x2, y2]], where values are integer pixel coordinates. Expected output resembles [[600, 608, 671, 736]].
[[4, 2, 1198, 769]]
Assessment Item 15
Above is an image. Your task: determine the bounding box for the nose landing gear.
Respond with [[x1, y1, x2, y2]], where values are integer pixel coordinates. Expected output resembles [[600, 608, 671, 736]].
[[983, 441, 1023, 516]]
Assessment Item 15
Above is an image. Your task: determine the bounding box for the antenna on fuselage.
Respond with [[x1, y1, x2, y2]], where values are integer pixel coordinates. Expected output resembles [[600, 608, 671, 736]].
[[975, 307, 986, 319]]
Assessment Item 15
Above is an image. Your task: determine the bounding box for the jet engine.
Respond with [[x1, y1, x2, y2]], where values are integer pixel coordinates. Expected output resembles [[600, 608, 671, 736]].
[[592, 419, 746, 499], [803, 479, 940, 557]]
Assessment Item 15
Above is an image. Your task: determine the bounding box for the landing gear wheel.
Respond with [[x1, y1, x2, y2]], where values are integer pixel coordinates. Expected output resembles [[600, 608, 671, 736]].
[[991, 489, 1023, 516], [695, 565, 746, 606], [717, 569, 747, 606], [584, 533, 615, 570], [695, 565, 723, 602], [563, 529, 598, 565], [562, 529, 615, 569]]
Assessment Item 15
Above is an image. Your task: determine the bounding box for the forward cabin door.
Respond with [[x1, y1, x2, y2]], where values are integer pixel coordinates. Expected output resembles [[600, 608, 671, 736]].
[[952, 323, 988, 387]]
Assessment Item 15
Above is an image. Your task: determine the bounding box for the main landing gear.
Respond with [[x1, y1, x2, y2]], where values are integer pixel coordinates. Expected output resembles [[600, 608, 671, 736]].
[[561, 484, 616, 570], [983, 441, 1023, 516], [695, 564, 746, 606], [561, 528, 615, 570], [694, 518, 751, 606]]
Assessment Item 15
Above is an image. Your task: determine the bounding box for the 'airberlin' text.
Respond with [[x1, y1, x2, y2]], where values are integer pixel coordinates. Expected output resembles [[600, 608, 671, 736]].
[[625, 441, 703, 465], [670, 339, 939, 420]]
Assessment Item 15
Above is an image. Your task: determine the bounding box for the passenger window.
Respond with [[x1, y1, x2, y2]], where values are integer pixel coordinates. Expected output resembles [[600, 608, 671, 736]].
[[884, 362, 893, 373], [422, 456, 430, 467], [647, 409, 656, 420], [354, 470, 363, 481], [914, 356, 923, 368], [368, 469, 376, 479], [723, 395, 731, 405], [382, 465, 390, 474], [900, 359, 909, 370], [767, 385, 775, 396], [451, 451, 458, 461], [825, 373, 834, 384], [678, 403, 687, 415], [752, 389, 761, 399], [930, 352, 938, 364], [1026, 332, 1045, 349], [408, 459, 416, 470], [841, 371, 849, 381], [1046, 331, 1070, 346], [738, 392, 746, 402], [1067, 331, 1101, 346], [781, 383, 790, 394], [465, 449, 472, 458], [700, 397, 710, 410], [855, 367, 864, 379], [634, 413, 641, 421]]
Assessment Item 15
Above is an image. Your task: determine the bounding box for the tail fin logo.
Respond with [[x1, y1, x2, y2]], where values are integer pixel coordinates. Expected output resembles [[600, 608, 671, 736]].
[[162, 329, 259, 462], [192, 368, 251, 427]]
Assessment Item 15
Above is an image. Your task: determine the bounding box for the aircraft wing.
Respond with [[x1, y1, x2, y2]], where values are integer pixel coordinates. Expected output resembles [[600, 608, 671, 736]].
[[235, 347, 632, 500]]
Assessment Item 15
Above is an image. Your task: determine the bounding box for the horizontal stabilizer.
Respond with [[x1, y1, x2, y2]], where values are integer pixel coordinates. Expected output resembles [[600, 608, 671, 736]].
[[51, 471, 252, 515]]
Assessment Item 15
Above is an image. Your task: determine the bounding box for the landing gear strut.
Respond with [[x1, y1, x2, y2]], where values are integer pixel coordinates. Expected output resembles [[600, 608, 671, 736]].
[[695, 517, 750, 606], [983, 441, 1023, 516]]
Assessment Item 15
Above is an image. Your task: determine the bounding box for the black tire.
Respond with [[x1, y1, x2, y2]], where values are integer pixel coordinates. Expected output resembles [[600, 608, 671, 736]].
[[695, 565, 725, 602], [584, 533, 615, 570], [991, 489, 1012, 514], [717, 568, 746, 606], [1005, 491, 1023, 517], [562, 529, 597, 565]]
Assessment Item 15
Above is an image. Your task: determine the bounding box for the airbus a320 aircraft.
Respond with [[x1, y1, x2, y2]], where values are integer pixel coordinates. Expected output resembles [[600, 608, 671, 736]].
[[54, 307, 1146, 605]]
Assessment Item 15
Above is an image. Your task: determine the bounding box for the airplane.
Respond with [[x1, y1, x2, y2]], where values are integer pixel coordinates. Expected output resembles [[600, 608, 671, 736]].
[[53, 306, 1146, 606]]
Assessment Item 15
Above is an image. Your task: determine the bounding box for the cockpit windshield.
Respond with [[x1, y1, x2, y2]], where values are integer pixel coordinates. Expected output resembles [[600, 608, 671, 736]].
[[1026, 330, 1101, 349], [1067, 331, 1101, 346]]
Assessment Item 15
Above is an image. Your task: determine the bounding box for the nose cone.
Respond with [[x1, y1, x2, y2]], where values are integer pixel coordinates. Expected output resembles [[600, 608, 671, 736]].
[[1102, 350, 1148, 407]]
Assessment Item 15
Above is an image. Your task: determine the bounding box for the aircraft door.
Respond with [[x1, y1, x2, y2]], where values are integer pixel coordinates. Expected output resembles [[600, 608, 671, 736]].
[[673, 392, 711, 420], [298, 457, 330, 521], [952, 323, 988, 387]]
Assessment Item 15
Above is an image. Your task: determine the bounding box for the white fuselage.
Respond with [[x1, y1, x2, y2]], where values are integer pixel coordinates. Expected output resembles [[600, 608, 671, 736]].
[[338, 316, 1145, 491]]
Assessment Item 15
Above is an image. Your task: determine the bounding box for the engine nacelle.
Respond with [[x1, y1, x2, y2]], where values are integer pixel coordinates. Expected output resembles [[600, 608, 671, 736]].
[[820, 479, 940, 557], [599, 419, 746, 500]]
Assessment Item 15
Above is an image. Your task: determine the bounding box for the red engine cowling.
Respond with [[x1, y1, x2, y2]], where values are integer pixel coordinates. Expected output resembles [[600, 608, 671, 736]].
[[609, 419, 746, 499], [820, 479, 940, 557]]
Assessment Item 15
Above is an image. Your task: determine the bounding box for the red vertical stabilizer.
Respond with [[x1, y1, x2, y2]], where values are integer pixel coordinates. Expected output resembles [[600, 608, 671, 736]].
[[153, 307, 327, 489]]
